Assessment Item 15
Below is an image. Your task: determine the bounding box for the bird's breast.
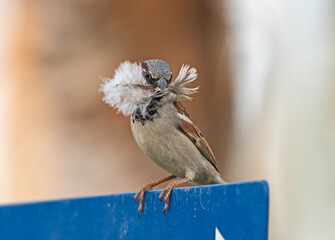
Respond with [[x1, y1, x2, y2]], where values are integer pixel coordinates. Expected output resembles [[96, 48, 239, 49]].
[[130, 102, 184, 173], [131, 102, 178, 148]]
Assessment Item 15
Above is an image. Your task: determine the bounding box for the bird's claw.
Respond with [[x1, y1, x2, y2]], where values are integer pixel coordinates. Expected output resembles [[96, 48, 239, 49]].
[[158, 189, 166, 202], [134, 192, 140, 203], [163, 202, 170, 216]]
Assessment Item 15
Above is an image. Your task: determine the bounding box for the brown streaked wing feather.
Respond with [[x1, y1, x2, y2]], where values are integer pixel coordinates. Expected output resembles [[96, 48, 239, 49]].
[[173, 101, 218, 171]]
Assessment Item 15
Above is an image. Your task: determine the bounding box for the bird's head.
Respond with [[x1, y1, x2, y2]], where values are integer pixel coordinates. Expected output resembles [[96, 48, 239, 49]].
[[141, 59, 172, 91], [101, 59, 198, 117]]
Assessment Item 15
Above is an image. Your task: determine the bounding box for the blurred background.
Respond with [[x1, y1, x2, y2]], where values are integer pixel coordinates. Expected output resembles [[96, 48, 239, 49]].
[[0, 0, 334, 239]]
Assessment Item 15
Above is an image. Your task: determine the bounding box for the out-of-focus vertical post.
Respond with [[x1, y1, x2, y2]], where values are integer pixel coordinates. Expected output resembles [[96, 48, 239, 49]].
[[226, 0, 335, 239], [0, 0, 20, 203]]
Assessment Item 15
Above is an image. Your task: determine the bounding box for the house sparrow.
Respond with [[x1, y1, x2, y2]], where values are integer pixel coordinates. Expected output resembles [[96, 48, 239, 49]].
[[101, 59, 225, 216]]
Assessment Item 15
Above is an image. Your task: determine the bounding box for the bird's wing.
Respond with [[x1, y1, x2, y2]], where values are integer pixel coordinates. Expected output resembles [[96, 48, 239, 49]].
[[173, 101, 218, 171]]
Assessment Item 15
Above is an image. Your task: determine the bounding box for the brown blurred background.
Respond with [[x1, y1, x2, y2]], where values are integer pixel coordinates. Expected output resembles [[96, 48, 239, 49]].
[[1, 0, 335, 239]]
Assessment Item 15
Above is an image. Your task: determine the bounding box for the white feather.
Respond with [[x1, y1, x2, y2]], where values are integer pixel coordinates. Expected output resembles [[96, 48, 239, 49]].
[[167, 64, 199, 100], [174, 64, 198, 85], [100, 61, 152, 116]]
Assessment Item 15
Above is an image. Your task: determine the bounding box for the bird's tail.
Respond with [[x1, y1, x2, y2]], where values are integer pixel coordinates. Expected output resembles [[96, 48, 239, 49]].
[[213, 175, 226, 184]]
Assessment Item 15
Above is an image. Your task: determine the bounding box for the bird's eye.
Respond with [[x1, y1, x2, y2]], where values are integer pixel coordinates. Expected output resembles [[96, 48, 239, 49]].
[[143, 72, 151, 80]]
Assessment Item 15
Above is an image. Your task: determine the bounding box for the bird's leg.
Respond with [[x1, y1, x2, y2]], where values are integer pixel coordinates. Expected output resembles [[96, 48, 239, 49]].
[[134, 175, 176, 217], [158, 177, 189, 215]]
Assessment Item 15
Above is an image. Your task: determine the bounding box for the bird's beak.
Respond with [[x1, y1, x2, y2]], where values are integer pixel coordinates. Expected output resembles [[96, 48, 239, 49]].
[[157, 78, 168, 91]]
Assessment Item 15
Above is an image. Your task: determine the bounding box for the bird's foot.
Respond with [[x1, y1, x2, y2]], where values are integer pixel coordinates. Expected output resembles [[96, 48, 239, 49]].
[[134, 183, 154, 217], [134, 175, 176, 217], [158, 178, 189, 215]]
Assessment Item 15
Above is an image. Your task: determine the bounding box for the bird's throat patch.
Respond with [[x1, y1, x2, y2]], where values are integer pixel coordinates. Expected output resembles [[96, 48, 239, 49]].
[[131, 97, 162, 125]]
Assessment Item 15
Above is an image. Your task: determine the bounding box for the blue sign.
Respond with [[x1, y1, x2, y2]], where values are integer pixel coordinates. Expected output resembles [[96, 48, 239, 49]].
[[0, 180, 269, 239]]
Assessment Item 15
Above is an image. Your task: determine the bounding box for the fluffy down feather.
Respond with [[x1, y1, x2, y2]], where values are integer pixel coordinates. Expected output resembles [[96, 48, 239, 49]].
[[100, 61, 152, 116]]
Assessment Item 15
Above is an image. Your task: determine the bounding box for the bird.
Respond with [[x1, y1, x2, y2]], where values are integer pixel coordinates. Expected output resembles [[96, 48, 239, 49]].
[[101, 59, 225, 216]]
